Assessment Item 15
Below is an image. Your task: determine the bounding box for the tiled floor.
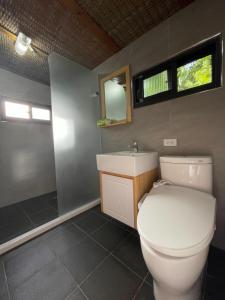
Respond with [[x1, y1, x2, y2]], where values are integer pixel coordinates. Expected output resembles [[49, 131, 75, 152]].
[[0, 205, 224, 300], [0, 192, 58, 244]]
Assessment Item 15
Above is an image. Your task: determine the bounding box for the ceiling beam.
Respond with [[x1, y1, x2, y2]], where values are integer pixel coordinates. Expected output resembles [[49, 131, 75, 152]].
[[59, 0, 120, 54], [0, 25, 49, 55], [0, 26, 17, 42]]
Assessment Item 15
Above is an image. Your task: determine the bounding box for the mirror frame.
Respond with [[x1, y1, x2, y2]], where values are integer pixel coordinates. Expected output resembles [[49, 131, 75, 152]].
[[99, 65, 132, 127]]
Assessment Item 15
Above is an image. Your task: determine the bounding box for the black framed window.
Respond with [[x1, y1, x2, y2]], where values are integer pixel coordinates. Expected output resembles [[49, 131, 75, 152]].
[[133, 34, 222, 108]]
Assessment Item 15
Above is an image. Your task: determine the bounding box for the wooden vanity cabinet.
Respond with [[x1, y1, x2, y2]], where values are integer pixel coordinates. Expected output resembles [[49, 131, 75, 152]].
[[99, 168, 158, 228]]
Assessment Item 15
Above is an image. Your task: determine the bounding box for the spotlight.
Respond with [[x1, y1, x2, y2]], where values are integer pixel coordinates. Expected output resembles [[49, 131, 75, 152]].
[[15, 32, 32, 55]]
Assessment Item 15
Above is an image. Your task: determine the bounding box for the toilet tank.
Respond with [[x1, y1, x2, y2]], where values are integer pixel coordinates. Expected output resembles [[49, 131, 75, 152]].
[[160, 156, 213, 193]]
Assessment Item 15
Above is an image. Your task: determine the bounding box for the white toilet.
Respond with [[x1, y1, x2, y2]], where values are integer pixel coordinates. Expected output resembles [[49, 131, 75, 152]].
[[137, 156, 216, 300]]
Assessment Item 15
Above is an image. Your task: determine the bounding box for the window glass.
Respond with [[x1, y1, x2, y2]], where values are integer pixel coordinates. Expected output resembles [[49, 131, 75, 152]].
[[32, 107, 51, 121], [5, 101, 30, 119], [177, 55, 212, 92], [143, 70, 169, 97], [133, 35, 221, 108]]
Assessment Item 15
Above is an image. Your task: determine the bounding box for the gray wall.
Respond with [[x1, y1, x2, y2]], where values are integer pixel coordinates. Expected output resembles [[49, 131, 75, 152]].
[[0, 68, 56, 207], [94, 0, 225, 250], [48, 53, 100, 215]]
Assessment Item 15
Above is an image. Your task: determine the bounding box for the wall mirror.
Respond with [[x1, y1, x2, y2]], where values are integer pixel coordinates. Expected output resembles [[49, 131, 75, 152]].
[[99, 65, 132, 127]]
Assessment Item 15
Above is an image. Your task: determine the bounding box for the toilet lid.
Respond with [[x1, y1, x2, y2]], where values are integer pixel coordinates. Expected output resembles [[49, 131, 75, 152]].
[[137, 185, 216, 257]]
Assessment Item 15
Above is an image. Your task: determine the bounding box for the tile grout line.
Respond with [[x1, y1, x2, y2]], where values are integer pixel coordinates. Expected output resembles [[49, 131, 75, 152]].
[[0, 195, 59, 246], [18, 205, 36, 227], [7, 253, 77, 300], [111, 252, 147, 282], [72, 218, 148, 283], [78, 286, 89, 300], [18, 195, 57, 218], [72, 220, 133, 254], [63, 254, 110, 300], [28, 205, 58, 220], [88, 206, 138, 236], [70, 223, 110, 252], [58, 258, 81, 300], [3, 207, 147, 300], [4, 237, 63, 293], [2, 262, 11, 300], [144, 275, 153, 287], [6, 253, 58, 293], [3, 207, 152, 300], [90, 208, 133, 234], [131, 272, 149, 300], [53, 221, 112, 296], [72, 222, 146, 285], [78, 253, 111, 287], [66, 221, 137, 289]]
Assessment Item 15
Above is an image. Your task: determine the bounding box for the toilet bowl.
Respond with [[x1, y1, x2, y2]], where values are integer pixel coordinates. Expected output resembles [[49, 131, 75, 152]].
[[140, 235, 208, 300], [138, 185, 216, 300], [137, 156, 216, 300]]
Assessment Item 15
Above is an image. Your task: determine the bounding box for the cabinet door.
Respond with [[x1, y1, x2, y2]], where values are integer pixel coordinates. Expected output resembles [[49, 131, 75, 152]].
[[102, 174, 134, 227]]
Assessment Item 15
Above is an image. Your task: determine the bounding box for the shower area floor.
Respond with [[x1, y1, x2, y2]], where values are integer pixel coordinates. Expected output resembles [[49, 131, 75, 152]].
[[0, 192, 58, 244]]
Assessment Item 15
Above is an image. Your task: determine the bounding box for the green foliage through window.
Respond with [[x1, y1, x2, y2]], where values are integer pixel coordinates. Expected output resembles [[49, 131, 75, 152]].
[[144, 70, 169, 97], [133, 35, 221, 108], [177, 55, 212, 91]]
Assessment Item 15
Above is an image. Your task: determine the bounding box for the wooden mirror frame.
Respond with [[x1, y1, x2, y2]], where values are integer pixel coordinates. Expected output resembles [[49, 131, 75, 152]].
[[99, 65, 132, 127]]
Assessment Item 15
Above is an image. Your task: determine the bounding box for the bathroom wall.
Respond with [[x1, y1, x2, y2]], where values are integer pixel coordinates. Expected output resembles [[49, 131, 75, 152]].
[[94, 0, 225, 250], [0, 68, 56, 207], [48, 53, 100, 214]]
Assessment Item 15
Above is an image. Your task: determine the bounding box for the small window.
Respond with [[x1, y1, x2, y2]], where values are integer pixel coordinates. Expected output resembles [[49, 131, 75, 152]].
[[2, 100, 51, 124], [5, 101, 30, 119], [143, 70, 169, 97], [133, 34, 222, 108], [177, 55, 212, 92], [32, 107, 51, 121]]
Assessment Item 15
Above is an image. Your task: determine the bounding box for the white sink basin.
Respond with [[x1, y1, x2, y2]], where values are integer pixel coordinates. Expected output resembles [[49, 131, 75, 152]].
[[96, 151, 158, 176]]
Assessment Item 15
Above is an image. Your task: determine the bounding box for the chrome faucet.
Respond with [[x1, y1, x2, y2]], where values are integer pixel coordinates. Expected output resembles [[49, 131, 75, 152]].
[[132, 141, 139, 153]]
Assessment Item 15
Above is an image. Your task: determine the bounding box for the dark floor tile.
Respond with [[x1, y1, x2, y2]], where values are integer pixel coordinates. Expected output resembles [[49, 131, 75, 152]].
[[44, 224, 86, 256], [207, 246, 225, 279], [90, 205, 112, 220], [29, 207, 58, 226], [81, 255, 141, 300], [110, 218, 133, 232], [0, 193, 60, 246], [5, 243, 55, 289], [113, 234, 148, 278], [69, 210, 93, 224], [74, 212, 108, 234], [0, 234, 44, 263], [0, 219, 34, 244], [0, 263, 10, 300], [0, 205, 29, 228], [89, 205, 102, 215], [92, 221, 129, 251], [18, 196, 52, 215], [11, 259, 76, 300], [204, 275, 225, 300], [66, 288, 86, 300], [46, 191, 57, 199], [204, 291, 225, 300], [47, 198, 58, 209], [134, 283, 155, 300], [60, 238, 107, 284]]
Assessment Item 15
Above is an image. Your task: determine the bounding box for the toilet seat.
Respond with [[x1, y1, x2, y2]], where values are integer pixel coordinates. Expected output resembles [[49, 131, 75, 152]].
[[137, 185, 216, 258]]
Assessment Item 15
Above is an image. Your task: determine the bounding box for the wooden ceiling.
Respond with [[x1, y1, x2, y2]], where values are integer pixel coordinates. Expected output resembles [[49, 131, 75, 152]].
[[0, 0, 194, 85]]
